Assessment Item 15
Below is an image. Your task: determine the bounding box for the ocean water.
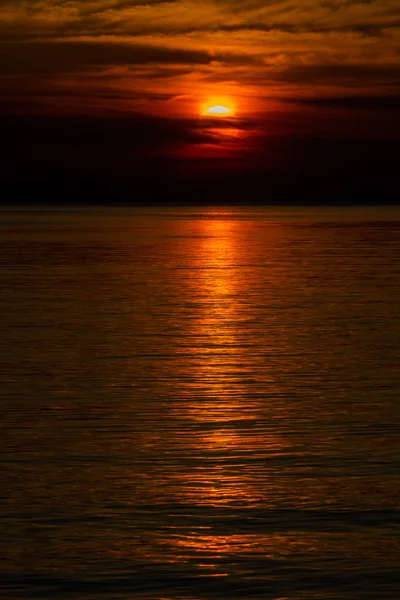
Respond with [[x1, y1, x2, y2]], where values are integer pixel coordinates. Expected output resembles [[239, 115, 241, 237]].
[[1, 206, 399, 600]]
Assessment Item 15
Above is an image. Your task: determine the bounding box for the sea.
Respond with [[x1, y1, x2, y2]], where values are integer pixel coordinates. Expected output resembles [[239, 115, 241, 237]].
[[1, 206, 400, 600]]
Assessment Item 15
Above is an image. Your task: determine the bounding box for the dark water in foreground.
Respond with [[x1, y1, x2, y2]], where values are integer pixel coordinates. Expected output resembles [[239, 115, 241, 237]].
[[1, 206, 400, 600]]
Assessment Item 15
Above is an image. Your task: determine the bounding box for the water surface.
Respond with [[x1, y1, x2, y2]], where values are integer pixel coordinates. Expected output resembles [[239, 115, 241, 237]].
[[1, 206, 400, 599]]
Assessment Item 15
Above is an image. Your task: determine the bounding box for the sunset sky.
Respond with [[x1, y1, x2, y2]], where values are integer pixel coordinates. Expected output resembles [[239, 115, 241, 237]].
[[1, 0, 399, 203]]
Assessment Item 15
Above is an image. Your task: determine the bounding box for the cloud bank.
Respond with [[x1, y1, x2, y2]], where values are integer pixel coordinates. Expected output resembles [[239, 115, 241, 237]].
[[1, 0, 399, 117]]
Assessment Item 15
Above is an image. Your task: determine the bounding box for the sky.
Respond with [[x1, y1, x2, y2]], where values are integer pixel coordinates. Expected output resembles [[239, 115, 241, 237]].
[[1, 0, 400, 203]]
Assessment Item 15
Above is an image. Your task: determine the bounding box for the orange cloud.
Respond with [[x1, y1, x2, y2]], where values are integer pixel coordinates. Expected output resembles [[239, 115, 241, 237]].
[[1, 0, 399, 116]]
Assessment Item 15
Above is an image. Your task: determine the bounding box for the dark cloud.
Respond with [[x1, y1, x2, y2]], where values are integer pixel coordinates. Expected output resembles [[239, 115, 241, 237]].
[[290, 94, 400, 110], [0, 0, 177, 8], [3, 19, 398, 41], [2, 110, 399, 207], [0, 111, 254, 172], [0, 112, 213, 150], [276, 63, 400, 85], [0, 40, 258, 78], [81, 0, 179, 13], [0, 86, 176, 107], [205, 20, 400, 36]]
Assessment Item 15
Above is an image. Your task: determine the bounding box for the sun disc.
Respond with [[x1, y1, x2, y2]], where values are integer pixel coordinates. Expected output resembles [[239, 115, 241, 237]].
[[203, 105, 232, 117]]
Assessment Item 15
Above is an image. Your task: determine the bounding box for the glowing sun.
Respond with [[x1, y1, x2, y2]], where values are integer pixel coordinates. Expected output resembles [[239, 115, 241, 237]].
[[201, 98, 236, 118], [203, 105, 232, 117]]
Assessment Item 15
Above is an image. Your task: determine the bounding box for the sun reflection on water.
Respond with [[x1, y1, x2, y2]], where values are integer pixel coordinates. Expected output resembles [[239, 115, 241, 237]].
[[168, 212, 287, 520]]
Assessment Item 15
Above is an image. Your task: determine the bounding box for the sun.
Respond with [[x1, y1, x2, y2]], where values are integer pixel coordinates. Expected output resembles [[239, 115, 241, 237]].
[[203, 105, 232, 117], [200, 97, 236, 118]]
